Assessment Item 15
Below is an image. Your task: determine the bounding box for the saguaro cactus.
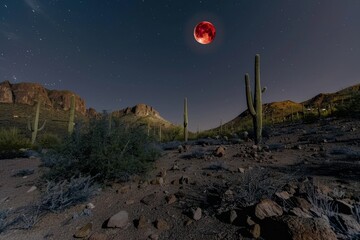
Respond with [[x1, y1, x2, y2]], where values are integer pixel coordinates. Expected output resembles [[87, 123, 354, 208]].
[[28, 99, 46, 145], [68, 95, 75, 134], [159, 124, 162, 142], [245, 54, 266, 145], [184, 97, 188, 142]]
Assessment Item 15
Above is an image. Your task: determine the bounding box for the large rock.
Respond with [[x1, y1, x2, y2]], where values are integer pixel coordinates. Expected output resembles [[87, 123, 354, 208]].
[[0, 81, 13, 103], [48, 90, 86, 114], [113, 104, 161, 118], [255, 199, 283, 220], [281, 216, 337, 240], [12, 82, 52, 106], [107, 210, 129, 228]]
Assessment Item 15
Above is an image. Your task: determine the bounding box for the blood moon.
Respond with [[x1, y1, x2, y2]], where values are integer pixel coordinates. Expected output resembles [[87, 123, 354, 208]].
[[194, 21, 216, 44]]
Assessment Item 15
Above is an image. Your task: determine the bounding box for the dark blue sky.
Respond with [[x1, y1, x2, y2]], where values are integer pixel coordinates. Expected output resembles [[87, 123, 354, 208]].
[[1, 0, 360, 130]]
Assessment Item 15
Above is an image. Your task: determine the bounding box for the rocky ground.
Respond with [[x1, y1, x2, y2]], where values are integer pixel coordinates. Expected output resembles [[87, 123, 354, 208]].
[[1, 117, 360, 240]]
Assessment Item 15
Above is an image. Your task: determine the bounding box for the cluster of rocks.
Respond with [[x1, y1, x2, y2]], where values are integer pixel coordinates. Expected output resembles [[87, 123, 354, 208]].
[[209, 177, 360, 239]]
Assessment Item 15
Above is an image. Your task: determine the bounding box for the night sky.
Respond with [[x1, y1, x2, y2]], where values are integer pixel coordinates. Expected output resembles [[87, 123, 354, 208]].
[[1, 1, 360, 131]]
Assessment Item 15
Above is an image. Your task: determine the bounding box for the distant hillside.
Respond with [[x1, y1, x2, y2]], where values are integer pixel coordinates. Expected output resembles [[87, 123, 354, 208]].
[[207, 83, 360, 134], [0, 81, 181, 141]]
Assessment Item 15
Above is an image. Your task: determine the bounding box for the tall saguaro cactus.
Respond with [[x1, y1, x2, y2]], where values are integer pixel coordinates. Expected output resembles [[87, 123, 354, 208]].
[[68, 95, 75, 134], [184, 97, 188, 142], [245, 54, 266, 145], [28, 99, 46, 145]]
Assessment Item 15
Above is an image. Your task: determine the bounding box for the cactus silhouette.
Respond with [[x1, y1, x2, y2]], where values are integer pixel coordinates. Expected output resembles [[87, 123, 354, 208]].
[[245, 54, 266, 145], [68, 95, 75, 134], [28, 99, 46, 145], [184, 97, 188, 142]]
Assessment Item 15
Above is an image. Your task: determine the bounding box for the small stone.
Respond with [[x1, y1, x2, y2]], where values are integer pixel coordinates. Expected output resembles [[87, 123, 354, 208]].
[[155, 218, 169, 230], [125, 199, 134, 205], [249, 224, 261, 238], [275, 191, 291, 200], [148, 234, 159, 240], [229, 210, 237, 224], [136, 215, 148, 229], [166, 194, 177, 204], [107, 211, 129, 228], [192, 207, 202, 221], [141, 193, 156, 206], [184, 219, 193, 226], [27, 186, 37, 193], [74, 222, 92, 238], [214, 146, 225, 157], [86, 203, 95, 209], [238, 167, 245, 173], [246, 216, 256, 226]]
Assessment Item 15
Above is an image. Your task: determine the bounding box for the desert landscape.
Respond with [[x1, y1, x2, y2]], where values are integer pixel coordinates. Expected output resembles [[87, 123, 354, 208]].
[[0, 78, 359, 240], [1, 1, 360, 239]]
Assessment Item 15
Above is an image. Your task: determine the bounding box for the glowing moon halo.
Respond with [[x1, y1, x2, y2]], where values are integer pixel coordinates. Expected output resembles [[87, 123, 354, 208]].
[[194, 21, 216, 45]]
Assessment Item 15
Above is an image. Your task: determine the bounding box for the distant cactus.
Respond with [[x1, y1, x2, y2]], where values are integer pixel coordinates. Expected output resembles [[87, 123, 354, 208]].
[[159, 124, 162, 142], [28, 99, 46, 145], [184, 97, 188, 142], [68, 95, 75, 134], [244, 54, 266, 145]]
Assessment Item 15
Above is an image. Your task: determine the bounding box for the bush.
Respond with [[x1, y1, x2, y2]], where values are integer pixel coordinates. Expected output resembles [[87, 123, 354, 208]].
[[335, 93, 360, 118], [40, 175, 98, 213], [42, 118, 161, 183], [37, 133, 61, 149], [0, 128, 30, 159]]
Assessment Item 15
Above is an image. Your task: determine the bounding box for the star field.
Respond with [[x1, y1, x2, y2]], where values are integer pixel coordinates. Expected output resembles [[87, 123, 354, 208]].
[[1, 0, 359, 130]]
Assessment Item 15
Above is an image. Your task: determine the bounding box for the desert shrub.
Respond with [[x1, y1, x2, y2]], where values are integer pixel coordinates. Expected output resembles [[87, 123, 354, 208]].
[[233, 167, 290, 207], [0, 128, 30, 159], [40, 175, 98, 213], [36, 133, 61, 149], [303, 113, 319, 124], [0, 209, 10, 233], [335, 93, 360, 118], [42, 118, 161, 182]]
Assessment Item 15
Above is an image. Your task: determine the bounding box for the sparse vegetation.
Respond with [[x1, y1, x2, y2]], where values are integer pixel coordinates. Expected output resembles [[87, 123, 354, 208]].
[[42, 117, 161, 183], [233, 167, 290, 207], [36, 133, 61, 149], [0, 128, 31, 159], [40, 175, 98, 213], [334, 92, 360, 119]]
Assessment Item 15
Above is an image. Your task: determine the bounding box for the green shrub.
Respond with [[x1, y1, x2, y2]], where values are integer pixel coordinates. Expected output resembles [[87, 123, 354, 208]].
[[37, 133, 61, 149], [42, 118, 161, 183], [0, 128, 30, 159], [335, 92, 360, 118], [303, 113, 319, 124]]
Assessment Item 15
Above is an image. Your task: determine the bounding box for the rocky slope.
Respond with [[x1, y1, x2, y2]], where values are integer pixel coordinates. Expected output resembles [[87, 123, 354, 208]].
[[0, 81, 86, 114]]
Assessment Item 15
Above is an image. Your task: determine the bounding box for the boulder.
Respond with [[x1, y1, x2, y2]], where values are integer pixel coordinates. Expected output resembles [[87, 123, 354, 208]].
[[107, 211, 129, 228], [255, 199, 283, 220]]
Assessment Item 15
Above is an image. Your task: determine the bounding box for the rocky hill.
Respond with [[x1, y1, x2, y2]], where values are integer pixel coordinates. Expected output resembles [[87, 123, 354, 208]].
[[209, 83, 360, 133], [0, 81, 86, 114]]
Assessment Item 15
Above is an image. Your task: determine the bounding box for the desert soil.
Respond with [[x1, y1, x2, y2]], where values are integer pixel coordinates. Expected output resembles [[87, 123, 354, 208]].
[[0, 117, 359, 240]]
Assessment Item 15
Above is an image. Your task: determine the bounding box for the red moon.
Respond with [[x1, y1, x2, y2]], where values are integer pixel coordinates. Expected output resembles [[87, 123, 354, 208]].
[[194, 21, 216, 45]]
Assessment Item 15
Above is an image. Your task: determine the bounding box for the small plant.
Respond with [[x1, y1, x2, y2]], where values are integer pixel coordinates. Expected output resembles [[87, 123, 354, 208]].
[[40, 175, 98, 213], [233, 167, 289, 207]]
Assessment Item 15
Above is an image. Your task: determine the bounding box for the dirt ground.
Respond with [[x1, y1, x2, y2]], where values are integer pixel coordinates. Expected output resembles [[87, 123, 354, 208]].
[[0, 117, 359, 240]]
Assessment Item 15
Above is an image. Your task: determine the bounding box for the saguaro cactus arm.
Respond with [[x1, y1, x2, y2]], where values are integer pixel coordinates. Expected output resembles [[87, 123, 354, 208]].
[[68, 95, 75, 134], [245, 74, 256, 116]]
